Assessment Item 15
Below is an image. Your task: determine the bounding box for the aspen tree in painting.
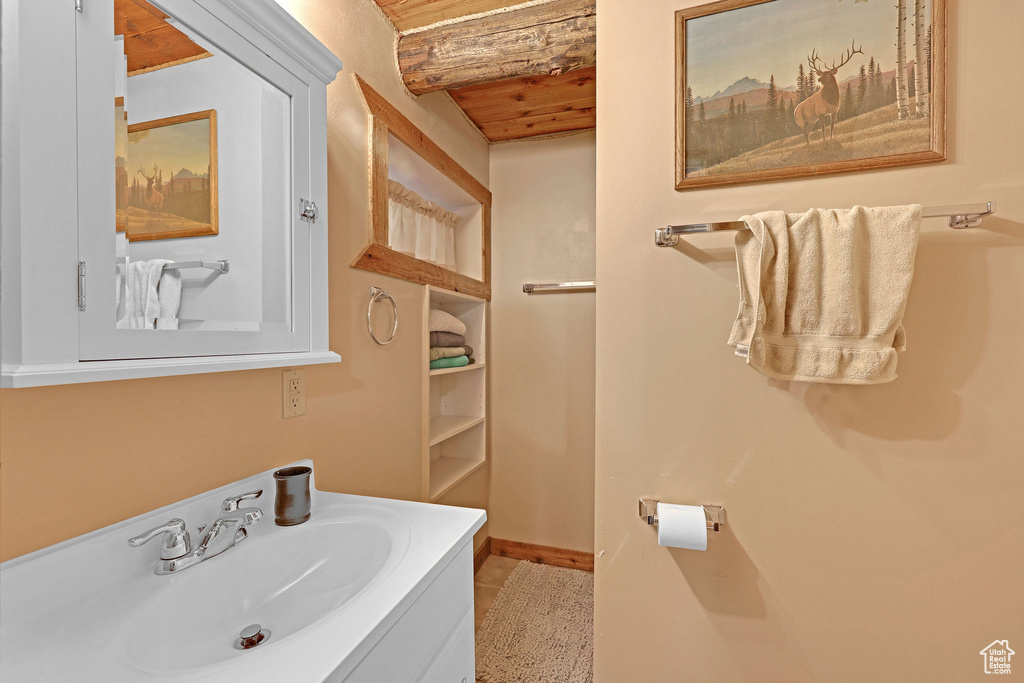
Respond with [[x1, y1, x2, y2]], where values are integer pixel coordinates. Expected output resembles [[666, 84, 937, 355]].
[[675, 0, 943, 190]]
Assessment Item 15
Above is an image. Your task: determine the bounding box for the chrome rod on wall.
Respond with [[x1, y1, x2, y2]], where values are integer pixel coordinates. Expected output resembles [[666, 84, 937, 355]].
[[523, 281, 597, 294], [162, 260, 231, 273], [655, 201, 997, 246]]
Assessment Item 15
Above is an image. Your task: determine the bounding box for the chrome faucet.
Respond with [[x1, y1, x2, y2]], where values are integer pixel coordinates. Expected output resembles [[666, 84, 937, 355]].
[[128, 489, 264, 575]]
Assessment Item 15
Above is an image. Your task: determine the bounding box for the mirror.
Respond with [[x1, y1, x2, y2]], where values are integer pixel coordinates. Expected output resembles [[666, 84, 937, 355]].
[[112, 0, 292, 332], [352, 76, 491, 301]]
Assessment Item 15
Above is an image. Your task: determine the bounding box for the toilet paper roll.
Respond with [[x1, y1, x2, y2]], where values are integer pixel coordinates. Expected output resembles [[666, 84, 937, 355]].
[[657, 503, 708, 551]]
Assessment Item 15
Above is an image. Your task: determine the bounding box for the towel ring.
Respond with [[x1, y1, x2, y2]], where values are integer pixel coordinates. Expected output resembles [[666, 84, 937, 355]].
[[367, 287, 398, 346]]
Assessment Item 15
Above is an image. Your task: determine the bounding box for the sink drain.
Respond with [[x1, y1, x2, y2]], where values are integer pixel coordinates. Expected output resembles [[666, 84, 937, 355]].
[[234, 623, 271, 650]]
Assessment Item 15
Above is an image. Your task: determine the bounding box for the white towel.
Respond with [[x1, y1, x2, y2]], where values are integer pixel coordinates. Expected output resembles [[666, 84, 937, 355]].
[[156, 267, 181, 330], [116, 259, 174, 329], [728, 205, 921, 384], [429, 308, 467, 335]]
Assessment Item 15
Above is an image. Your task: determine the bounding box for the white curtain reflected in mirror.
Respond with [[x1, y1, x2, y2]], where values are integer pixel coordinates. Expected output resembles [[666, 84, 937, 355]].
[[112, 0, 292, 332]]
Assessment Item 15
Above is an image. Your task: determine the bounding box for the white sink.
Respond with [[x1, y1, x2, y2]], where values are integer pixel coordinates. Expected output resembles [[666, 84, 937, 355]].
[[0, 461, 485, 682]]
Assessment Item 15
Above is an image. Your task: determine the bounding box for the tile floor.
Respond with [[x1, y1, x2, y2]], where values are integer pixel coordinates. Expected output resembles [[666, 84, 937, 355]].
[[474, 555, 521, 630], [473, 554, 521, 683]]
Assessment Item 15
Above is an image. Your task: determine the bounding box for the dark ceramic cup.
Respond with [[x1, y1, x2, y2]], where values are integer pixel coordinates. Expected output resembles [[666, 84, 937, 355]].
[[273, 466, 312, 526]]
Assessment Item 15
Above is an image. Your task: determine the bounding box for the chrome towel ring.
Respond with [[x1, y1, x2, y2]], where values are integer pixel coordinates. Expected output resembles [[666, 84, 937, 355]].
[[367, 287, 398, 346]]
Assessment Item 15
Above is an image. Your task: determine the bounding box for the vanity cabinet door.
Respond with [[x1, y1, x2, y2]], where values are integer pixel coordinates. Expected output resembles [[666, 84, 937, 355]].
[[340, 544, 475, 682], [75, 0, 312, 360]]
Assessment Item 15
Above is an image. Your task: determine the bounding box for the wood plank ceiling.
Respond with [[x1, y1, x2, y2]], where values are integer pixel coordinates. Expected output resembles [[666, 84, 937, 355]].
[[373, 0, 596, 142], [116, 0, 211, 75]]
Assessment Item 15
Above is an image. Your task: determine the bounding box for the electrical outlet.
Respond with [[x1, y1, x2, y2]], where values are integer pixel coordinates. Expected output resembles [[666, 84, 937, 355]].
[[282, 369, 306, 419]]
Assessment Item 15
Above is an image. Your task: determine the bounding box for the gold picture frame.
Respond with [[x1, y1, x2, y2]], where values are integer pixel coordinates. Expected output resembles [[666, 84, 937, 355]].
[[676, 0, 946, 191], [126, 109, 218, 241]]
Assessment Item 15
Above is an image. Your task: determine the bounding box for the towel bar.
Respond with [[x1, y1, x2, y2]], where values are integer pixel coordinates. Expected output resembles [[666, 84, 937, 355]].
[[655, 202, 997, 246], [522, 281, 596, 294], [639, 498, 724, 532], [162, 260, 230, 273]]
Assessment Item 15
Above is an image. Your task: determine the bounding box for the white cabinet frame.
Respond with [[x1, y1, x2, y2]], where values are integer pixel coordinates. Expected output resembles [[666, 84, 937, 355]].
[[0, 0, 342, 387]]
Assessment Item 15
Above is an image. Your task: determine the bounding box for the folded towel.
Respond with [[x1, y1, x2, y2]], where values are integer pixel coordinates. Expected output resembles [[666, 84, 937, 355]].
[[429, 309, 467, 335], [117, 259, 172, 329], [728, 205, 921, 384], [430, 346, 468, 361], [430, 355, 469, 370], [430, 331, 466, 348], [429, 345, 473, 361]]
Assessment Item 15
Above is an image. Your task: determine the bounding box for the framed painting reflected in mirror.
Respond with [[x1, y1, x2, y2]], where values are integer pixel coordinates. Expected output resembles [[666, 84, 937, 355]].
[[126, 109, 218, 241]]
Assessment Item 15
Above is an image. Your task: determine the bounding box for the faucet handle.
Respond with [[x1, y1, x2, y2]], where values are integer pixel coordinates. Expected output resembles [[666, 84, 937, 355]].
[[128, 518, 191, 560], [222, 489, 263, 512]]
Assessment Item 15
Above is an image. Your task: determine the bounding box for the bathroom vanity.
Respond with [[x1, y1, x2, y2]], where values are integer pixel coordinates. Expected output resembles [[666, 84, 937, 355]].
[[0, 461, 486, 681]]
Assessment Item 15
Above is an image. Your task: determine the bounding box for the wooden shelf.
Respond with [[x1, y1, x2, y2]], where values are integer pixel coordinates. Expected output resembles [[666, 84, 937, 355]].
[[429, 414, 485, 446], [423, 285, 487, 503], [430, 362, 485, 377], [428, 286, 485, 305], [429, 456, 486, 502]]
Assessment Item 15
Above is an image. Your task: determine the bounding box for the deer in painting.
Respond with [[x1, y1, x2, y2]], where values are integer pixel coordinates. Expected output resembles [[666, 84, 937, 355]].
[[137, 165, 165, 213], [793, 41, 863, 144]]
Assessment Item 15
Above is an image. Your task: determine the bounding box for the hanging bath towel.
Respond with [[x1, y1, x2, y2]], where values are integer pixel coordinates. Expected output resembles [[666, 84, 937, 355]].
[[728, 205, 921, 384]]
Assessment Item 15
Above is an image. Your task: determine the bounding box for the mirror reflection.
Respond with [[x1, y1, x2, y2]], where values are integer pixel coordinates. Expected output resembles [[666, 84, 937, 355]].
[[112, 0, 292, 332]]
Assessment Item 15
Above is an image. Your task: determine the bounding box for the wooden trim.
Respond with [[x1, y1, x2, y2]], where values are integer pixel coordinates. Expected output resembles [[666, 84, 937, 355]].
[[369, 117, 390, 246], [126, 109, 218, 241], [490, 538, 594, 572], [356, 75, 491, 204], [930, 0, 947, 161], [352, 244, 491, 300], [473, 536, 492, 575], [127, 51, 213, 77], [674, 0, 946, 191], [352, 74, 492, 300]]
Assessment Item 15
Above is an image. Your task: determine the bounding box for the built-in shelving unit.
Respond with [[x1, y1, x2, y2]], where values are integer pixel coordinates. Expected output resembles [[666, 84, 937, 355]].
[[429, 363, 486, 377], [423, 286, 487, 502]]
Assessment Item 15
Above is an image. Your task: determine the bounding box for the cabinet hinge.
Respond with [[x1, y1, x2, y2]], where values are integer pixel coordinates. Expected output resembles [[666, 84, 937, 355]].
[[299, 198, 318, 223], [78, 261, 87, 311], [76, 0, 83, 12]]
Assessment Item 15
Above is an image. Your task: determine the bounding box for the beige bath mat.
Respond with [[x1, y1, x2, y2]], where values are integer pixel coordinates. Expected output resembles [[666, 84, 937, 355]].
[[476, 560, 594, 683]]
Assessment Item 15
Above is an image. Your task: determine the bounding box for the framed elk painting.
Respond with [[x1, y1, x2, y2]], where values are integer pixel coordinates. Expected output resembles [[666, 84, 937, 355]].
[[126, 109, 218, 241], [675, 0, 945, 190]]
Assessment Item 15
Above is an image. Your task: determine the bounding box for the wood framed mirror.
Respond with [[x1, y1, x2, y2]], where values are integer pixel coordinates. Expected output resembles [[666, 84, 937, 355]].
[[352, 75, 491, 301]]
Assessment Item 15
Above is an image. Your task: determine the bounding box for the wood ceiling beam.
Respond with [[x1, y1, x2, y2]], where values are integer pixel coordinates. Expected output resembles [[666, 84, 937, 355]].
[[397, 0, 596, 96]]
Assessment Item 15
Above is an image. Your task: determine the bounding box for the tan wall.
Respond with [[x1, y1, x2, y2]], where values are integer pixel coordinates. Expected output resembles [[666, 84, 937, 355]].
[[488, 132, 596, 553], [594, 1, 1024, 681], [0, 0, 490, 562]]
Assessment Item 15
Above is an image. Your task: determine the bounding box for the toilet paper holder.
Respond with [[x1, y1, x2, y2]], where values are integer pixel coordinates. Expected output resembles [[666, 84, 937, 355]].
[[639, 498, 725, 532]]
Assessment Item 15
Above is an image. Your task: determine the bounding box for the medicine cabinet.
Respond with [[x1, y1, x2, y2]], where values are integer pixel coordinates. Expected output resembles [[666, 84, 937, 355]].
[[1, 0, 343, 387]]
